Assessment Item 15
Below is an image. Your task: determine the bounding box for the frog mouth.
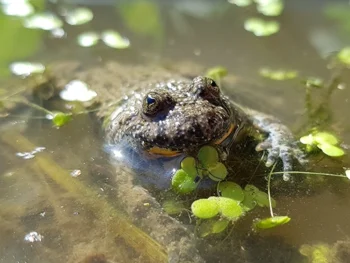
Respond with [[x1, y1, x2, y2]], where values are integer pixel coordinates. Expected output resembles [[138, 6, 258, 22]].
[[147, 123, 235, 157]]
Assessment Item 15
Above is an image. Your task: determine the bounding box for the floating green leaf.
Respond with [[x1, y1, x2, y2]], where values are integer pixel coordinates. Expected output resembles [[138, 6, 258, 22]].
[[337, 47, 350, 66], [218, 181, 244, 202], [300, 131, 345, 157], [9, 62, 45, 77], [256, 0, 284, 16], [346, 170, 350, 180], [191, 199, 220, 219], [64, 7, 93, 25], [197, 219, 229, 237], [244, 184, 276, 208], [212, 219, 229, 233], [1, 1, 34, 17], [300, 134, 315, 145], [162, 200, 186, 215], [259, 68, 298, 80], [24, 12, 63, 30], [208, 162, 228, 182], [255, 216, 291, 229], [210, 197, 243, 220], [255, 189, 276, 208], [318, 144, 345, 157], [171, 169, 198, 194], [52, 112, 72, 127], [205, 66, 228, 82], [303, 77, 324, 88], [244, 18, 280, 37], [313, 132, 339, 145], [240, 190, 257, 211], [197, 145, 219, 167], [77, 32, 100, 47], [181, 157, 198, 177], [228, 0, 252, 7], [101, 30, 130, 49], [59, 80, 97, 102]]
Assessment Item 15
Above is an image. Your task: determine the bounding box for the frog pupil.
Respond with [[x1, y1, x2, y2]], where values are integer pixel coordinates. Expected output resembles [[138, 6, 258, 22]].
[[147, 95, 156, 105]]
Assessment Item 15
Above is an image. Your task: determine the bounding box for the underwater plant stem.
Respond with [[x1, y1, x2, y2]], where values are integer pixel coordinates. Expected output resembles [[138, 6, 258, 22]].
[[2, 98, 53, 115], [270, 171, 347, 178], [267, 163, 277, 218]]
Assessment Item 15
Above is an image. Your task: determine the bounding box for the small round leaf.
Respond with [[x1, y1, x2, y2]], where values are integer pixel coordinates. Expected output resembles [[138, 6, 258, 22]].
[[208, 162, 228, 182], [318, 143, 345, 157], [181, 157, 197, 177], [191, 199, 220, 219], [255, 216, 291, 229], [171, 169, 197, 194], [198, 145, 219, 167], [218, 181, 244, 202]]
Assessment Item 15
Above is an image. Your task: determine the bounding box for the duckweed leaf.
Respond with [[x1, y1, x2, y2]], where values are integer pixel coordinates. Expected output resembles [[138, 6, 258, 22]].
[[244, 18, 280, 37], [197, 218, 230, 237], [64, 7, 93, 25], [228, 0, 252, 7], [256, 1, 284, 16], [240, 191, 256, 211], [313, 132, 339, 145], [101, 30, 130, 49], [9, 62, 45, 77], [346, 170, 350, 180], [218, 182, 244, 202], [300, 131, 344, 157], [303, 77, 324, 88], [300, 134, 315, 145], [337, 47, 350, 66], [172, 169, 198, 194], [255, 190, 276, 208], [77, 32, 99, 47], [244, 184, 275, 208], [212, 219, 230, 233], [208, 162, 228, 181], [205, 66, 228, 82], [210, 197, 243, 220], [191, 199, 220, 219], [162, 200, 186, 215], [181, 157, 197, 177], [59, 80, 97, 102], [259, 68, 298, 80], [318, 144, 345, 157], [2, 1, 34, 17], [24, 12, 63, 30], [52, 112, 72, 127], [255, 216, 291, 229], [198, 145, 219, 167]]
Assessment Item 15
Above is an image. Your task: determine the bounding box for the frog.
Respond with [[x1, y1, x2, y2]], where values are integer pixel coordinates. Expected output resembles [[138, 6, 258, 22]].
[[47, 60, 306, 263], [105, 75, 305, 181]]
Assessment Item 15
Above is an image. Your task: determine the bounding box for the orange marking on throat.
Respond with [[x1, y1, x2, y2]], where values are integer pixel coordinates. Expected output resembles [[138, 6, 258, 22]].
[[148, 147, 182, 157], [214, 123, 235, 145]]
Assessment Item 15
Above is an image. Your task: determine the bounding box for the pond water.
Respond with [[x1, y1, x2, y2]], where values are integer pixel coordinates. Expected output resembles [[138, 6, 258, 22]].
[[1, 0, 350, 263]]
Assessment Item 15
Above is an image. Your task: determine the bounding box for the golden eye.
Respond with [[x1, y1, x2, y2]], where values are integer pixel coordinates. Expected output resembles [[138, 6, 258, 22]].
[[194, 76, 220, 100], [142, 91, 175, 118]]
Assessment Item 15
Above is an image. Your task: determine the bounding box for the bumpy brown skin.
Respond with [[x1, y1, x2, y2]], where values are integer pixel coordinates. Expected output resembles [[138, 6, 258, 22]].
[[106, 76, 236, 151], [106, 75, 305, 178]]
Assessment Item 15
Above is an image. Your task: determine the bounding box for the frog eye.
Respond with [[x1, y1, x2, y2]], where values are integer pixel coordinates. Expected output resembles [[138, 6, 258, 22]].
[[207, 79, 220, 95], [194, 76, 220, 100], [142, 91, 174, 117]]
